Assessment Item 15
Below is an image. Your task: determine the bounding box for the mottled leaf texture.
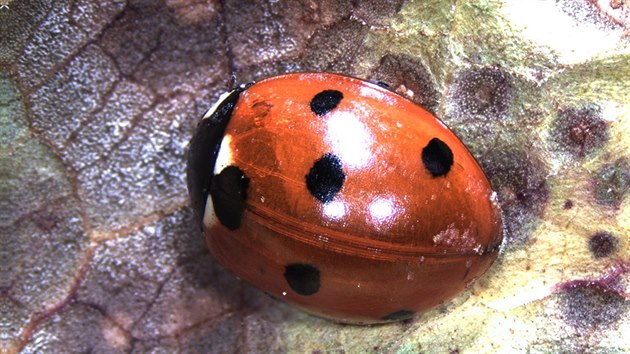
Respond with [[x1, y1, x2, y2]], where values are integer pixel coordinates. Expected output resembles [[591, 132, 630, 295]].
[[1, 1, 629, 353]]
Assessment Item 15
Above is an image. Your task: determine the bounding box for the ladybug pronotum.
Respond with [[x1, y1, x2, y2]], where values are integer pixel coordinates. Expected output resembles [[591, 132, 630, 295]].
[[187, 72, 503, 324]]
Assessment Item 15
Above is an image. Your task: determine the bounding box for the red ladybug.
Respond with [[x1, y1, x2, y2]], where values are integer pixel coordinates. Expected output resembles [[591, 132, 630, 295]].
[[187, 72, 503, 324]]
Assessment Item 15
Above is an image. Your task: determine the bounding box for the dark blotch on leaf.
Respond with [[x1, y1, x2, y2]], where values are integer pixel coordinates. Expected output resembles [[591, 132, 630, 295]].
[[559, 282, 628, 329], [592, 158, 630, 209], [353, 0, 404, 26], [304, 20, 367, 73], [481, 148, 549, 244], [556, 0, 619, 29], [551, 104, 608, 158], [450, 65, 513, 119], [588, 232, 618, 258], [371, 54, 440, 113]]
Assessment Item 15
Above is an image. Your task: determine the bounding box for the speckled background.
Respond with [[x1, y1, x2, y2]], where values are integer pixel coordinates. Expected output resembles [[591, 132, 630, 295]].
[[1, 1, 628, 353]]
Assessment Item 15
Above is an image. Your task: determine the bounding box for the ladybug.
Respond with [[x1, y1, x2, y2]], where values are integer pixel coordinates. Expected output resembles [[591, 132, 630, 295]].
[[187, 72, 503, 324]]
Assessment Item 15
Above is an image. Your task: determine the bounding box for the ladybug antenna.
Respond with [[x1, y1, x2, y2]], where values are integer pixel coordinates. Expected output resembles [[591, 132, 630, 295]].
[[375, 81, 392, 89], [227, 73, 238, 91]]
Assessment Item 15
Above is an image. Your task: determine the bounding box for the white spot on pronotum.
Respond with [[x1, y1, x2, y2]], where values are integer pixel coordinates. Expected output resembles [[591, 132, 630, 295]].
[[214, 135, 234, 175], [282, 292, 287, 296], [203, 90, 235, 119], [203, 195, 218, 228]]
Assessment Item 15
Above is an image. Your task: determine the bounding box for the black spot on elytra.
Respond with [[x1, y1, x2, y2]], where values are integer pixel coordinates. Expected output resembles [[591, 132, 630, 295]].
[[381, 310, 415, 322], [284, 263, 321, 296], [559, 282, 628, 329], [305, 153, 345, 203], [422, 138, 453, 177], [310, 90, 343, 116], [588, 232, 618, 258], [186, 85, 249, 226], [210, 166, 250, 230]]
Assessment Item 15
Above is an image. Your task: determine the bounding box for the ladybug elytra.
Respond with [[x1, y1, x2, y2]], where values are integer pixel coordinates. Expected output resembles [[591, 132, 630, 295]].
[[187, 72, 503, 324]]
